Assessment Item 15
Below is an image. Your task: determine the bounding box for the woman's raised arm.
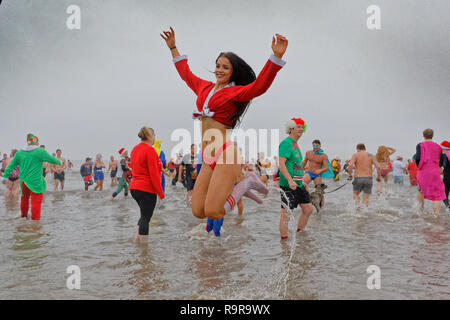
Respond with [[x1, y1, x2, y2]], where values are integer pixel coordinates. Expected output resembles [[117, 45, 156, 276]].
[[161, 26, 211, 95], [233, 34, 288, 102], [160, 26, 180, 59]]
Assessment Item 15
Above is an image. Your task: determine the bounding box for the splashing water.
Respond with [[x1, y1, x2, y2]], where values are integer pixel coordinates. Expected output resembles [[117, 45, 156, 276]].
[[268, 186, 298, 298]]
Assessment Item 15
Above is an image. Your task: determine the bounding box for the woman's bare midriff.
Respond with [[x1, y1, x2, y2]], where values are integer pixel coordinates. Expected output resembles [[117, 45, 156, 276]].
[[200, 117, 231, 159]]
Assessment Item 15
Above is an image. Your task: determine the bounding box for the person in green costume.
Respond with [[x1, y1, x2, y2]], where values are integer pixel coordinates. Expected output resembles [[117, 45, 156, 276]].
[[1, 134, 61, 220], [278, 118, 314, 240]]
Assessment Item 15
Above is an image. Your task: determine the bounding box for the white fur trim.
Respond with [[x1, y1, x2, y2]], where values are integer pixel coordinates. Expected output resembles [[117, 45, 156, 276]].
[[22, 145, 39, 151], [173, 55, 187, 64], [269, 54, 286, 67], [285, 119, 297, 134]]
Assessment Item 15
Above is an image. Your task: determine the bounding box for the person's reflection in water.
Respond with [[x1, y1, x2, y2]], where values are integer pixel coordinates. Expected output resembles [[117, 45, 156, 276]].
[[13, 222, 44, 250], [51, 191, 65, 204], [5, 196, 19, 211], [411, 223, 450, 298], [193, 242, 246, 298], [127, 246, 168, 298]]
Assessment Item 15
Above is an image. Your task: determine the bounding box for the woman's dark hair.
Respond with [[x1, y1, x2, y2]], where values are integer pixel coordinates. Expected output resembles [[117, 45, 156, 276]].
[[216, 52, 256, 128]]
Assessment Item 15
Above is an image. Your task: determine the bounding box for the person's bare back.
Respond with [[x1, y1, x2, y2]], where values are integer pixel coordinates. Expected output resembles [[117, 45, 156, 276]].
[[350, 150, 380, 178]]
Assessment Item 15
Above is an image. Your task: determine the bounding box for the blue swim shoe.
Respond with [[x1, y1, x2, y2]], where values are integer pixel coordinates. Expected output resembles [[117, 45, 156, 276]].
[[206, 218, 214, 233], [206, 218, 224, 237], [212, 218, 224, 237]]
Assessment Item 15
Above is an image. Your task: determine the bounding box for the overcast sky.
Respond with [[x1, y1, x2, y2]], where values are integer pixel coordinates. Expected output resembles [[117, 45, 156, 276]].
[[1, 0, 449, 162]]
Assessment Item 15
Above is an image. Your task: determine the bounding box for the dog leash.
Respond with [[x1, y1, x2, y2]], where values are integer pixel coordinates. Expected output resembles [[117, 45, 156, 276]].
[[324, 182, 349, 194]]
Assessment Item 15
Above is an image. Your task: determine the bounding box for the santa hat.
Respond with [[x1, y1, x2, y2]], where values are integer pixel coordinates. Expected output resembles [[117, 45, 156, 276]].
[[26, 133, 39, 145], [440, 141, 450, 150], [118, 148, 128, 156], [285, 117, 307, 134]]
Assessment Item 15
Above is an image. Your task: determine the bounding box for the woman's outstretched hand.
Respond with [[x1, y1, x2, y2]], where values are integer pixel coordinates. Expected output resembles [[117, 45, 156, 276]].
[[160, 26, 176, 48], [271, 34, 288, 59]]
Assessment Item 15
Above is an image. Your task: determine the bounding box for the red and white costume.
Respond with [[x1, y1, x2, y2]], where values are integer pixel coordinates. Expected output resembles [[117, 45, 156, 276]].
[[173, 54, 286, 128]]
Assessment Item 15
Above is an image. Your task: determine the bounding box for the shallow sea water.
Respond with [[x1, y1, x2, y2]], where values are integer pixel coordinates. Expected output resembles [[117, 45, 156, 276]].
[[0, 170, 449, 299]]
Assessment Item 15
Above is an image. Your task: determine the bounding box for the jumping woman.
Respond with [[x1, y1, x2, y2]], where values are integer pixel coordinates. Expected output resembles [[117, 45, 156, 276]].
[[161, 27, 288, 221]]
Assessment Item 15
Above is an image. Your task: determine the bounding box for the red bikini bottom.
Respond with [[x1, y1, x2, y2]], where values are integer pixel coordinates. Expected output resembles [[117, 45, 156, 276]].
[[202, 141, 234, 170]]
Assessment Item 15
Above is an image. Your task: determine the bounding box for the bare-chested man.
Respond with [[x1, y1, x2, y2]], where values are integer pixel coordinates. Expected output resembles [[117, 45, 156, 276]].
[[302, 139, 329, 186], [107, 156, 118, 186], [52, 149, 67, 191], [348, 143, 381, 208]]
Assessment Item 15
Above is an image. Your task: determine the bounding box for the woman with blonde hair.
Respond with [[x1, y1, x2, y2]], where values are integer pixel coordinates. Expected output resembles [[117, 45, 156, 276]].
[[375, 145, 396, 194], [129, 126, 165, 244], [93, 153, 106, 191]]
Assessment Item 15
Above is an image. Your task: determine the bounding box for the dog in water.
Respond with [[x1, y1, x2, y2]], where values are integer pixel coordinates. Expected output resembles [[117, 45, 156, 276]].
[[309, 183, 327, 213]]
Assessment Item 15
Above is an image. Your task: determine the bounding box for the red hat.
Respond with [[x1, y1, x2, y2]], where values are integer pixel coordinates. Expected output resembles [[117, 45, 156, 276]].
[[286, 117, 307, 133], [440, 141, 450, 149], [26, 133, 39, 145], [291, 118, 304, 126], [118, 148, 128, 155]]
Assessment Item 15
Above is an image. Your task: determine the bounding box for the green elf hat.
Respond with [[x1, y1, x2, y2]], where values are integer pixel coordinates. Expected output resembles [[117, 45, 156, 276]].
[[26, 133, 39, 145]]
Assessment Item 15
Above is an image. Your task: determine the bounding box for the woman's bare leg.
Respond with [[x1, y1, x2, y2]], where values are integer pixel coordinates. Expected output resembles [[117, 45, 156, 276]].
[[12, 180, 20, 198], [204, 163, 240, 220], [417, 191, 424, 210], [5, 181, 12, 198], [204, 144, 241, 220], [432, 201, 441, 214], [191, 164, 213, 219]]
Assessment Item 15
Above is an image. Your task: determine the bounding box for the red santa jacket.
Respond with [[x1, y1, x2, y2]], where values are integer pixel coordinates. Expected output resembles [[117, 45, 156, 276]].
[[173, 54, 286, 127]]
